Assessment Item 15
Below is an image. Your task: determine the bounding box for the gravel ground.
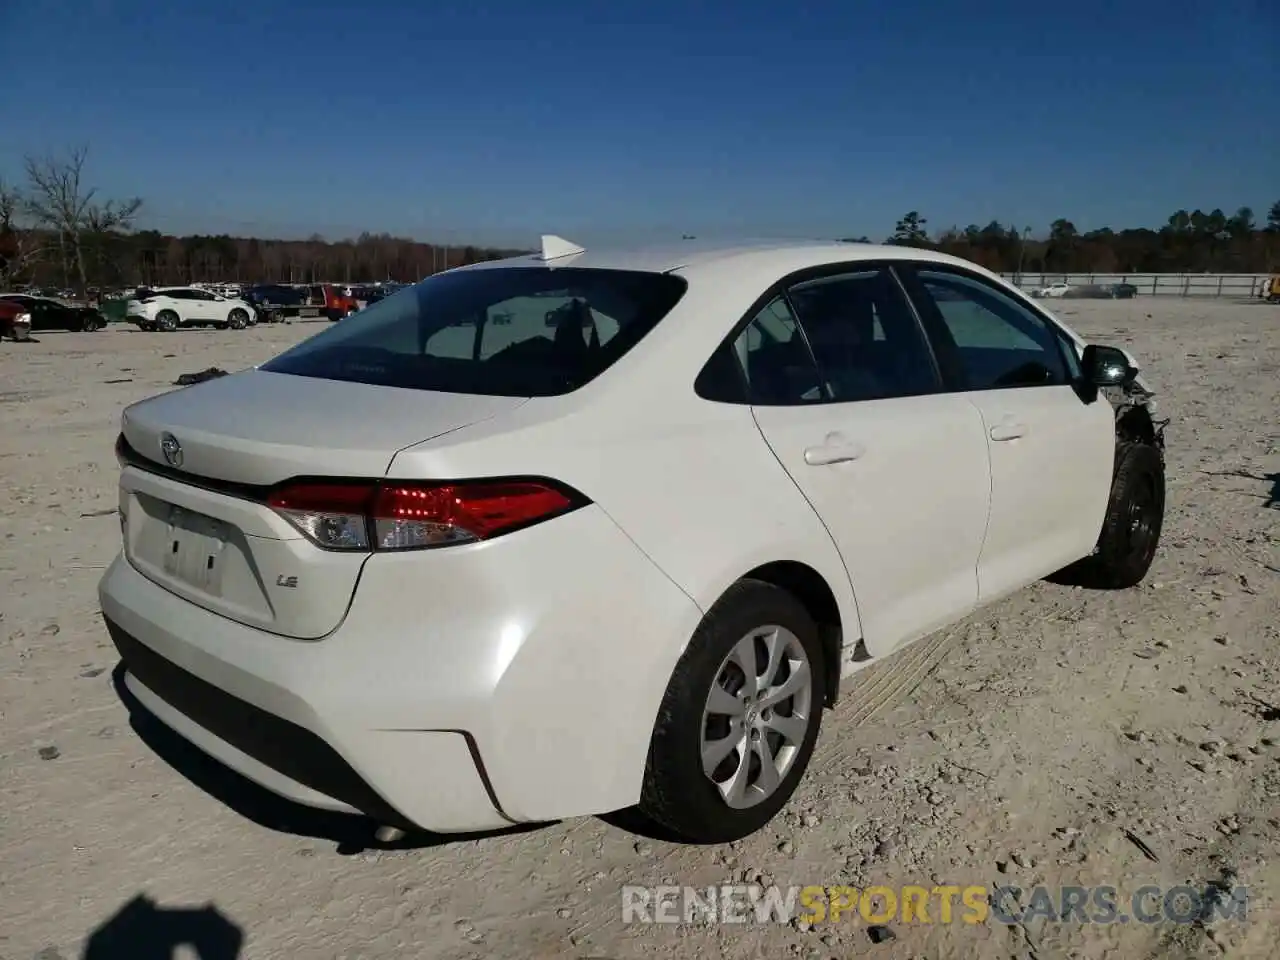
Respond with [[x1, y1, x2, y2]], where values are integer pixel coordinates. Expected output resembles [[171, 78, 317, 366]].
[[1, 300, 1278, 960]]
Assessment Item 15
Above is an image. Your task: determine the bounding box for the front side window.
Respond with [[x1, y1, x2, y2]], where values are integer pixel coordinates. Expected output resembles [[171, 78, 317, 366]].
[[261, 267, 687, 397], [911, 269, 1068, 390], [786, 268, 939, 402]]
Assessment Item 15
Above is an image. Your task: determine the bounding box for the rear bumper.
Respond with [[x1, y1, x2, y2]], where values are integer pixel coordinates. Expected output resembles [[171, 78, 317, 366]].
[[98, 504, 703, 831]]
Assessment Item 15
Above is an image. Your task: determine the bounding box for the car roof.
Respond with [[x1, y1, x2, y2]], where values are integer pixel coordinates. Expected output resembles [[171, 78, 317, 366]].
[[450, 237, 982, 278]]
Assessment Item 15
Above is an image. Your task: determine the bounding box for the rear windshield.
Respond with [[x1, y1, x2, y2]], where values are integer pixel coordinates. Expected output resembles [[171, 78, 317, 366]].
[[260, 267, 688, 397]]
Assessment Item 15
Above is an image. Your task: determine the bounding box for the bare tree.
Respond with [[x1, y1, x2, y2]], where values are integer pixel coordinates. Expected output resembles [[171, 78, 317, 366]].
[[23, 145, 142, 293], [0, 177, 46, 288]]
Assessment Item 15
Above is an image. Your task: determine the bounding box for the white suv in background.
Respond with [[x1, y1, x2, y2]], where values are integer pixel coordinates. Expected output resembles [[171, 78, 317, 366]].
[[100, 238, 1167, 844], [126, 287, 258, 332]]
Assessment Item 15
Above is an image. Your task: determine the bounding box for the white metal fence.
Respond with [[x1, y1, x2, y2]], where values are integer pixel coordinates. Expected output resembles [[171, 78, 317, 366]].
[[1001, 273, 1270, 298]]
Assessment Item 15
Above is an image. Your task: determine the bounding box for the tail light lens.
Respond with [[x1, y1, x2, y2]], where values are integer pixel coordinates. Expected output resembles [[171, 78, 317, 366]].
[[267, 479, 584, 551], [268, 483, 374, 550]]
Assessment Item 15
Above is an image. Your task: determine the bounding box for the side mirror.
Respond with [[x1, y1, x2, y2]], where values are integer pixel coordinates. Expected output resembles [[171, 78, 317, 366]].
[[1081, 344, 1135, 387]]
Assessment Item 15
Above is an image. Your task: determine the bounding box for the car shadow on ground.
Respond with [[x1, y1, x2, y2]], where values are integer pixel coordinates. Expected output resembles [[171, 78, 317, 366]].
[[110, 663, 548, 855], [1043, 559, 1125, 590], [597, 806, 703, 844], [82, 895, 243, 960], [1264, 473, 1279, 510]]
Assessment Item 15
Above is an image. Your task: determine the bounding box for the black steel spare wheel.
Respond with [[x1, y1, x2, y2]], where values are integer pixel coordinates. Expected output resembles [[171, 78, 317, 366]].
[[640, 578, 825, 843], [1089, 442, 1165, 588]]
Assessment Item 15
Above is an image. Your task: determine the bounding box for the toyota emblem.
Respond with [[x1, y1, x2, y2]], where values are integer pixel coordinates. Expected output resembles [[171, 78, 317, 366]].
[[160, 432, 183, 468]]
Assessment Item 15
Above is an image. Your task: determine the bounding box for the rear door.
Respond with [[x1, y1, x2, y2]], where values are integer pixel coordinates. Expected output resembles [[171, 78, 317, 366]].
[[745, 265, 992, 656], [162, 289, 196, 322], [900, 264, 1115, 600]]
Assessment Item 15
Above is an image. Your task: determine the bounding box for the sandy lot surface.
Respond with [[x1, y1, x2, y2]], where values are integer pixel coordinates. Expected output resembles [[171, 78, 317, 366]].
[[2, 301, 1278, 960]]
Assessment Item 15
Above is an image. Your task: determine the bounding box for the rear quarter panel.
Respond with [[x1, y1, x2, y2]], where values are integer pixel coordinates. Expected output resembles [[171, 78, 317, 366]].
[[386, 262, 865, 672]]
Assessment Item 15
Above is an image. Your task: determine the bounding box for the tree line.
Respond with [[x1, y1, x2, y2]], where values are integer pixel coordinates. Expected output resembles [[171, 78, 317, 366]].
[[2, 147, 1277, 293], [0, 147, 525, 292], [858, 203, 1280, 276]]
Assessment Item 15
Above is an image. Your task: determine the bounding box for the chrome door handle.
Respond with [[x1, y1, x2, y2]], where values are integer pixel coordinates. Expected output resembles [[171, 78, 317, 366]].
[[804, 441, 865, 466], [989, 423, 1028, 441]]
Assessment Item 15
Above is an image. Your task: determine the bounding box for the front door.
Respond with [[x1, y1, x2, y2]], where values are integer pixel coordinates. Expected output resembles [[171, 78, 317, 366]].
[[191, 290, 222, 322], [902, 265, 1115, 601], [743, 266, 992, 657]]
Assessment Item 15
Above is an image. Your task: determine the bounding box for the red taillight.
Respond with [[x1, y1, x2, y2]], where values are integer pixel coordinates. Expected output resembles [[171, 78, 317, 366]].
[[266, 479, 581, 551]]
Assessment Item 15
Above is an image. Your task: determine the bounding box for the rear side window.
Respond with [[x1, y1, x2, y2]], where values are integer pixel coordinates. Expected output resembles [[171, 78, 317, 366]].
[[786, 268, 939, 402], [261, 267, 688, 397], [724, 297, 824, 405]]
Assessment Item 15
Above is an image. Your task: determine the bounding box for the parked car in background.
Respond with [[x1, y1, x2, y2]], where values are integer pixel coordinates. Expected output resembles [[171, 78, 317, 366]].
[[243, 284, 306, 322], [100, 237, 1166, 844], [0, 296, 33, 340], [349, 285, 390, 307], [242, 284, 357, 322], [1034, 281, 1072, 298], [125, 287, 257, 331], [1109, 283, 1138, 299], [0, 293, 108, 331]]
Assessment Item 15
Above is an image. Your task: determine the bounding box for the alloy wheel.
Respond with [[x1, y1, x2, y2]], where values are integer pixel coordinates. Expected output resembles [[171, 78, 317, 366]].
[[701, 625, 814, 809]]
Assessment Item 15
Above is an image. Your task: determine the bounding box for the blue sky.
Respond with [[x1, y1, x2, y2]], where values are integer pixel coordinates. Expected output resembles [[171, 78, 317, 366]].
[[2, 0, 1276, 246]]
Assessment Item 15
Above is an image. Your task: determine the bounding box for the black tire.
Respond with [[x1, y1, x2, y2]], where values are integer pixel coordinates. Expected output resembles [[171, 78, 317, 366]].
[[1086, 442, 1165, 588], [639, 579, 826, 843], [226, 308, 249, 330], [155, 310, 179, 332]]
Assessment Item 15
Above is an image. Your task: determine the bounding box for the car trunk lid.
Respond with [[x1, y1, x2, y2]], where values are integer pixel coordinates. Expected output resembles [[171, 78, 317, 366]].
[[117, 369, 526, 638]]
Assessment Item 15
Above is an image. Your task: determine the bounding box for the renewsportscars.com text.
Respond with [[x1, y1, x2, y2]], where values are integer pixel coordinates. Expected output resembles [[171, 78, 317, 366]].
[[621, 883, 1249, 926]]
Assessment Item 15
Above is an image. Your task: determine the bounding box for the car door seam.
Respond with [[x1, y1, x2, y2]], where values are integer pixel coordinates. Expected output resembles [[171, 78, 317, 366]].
[[967, 396, 997, 596], [747, 406, 866, 635]]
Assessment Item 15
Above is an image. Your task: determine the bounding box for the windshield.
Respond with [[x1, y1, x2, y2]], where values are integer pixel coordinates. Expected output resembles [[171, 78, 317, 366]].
[[260, 267, 688, 397]]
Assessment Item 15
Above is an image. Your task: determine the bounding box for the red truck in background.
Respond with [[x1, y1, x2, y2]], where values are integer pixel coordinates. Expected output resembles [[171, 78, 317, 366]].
[[306, 284, 359, 321], [244, 284, 360, 323]]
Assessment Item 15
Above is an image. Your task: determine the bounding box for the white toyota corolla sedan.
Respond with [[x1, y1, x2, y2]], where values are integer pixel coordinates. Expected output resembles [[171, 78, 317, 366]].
[[99, 236, 1167, 843]]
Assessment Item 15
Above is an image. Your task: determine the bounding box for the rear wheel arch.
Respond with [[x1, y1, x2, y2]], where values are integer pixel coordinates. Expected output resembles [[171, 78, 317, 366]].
[[724, 560, 849, 708], [639, 576, 828, 841]]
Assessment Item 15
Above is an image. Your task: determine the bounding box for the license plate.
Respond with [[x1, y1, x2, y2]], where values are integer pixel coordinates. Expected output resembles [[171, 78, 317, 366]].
[[162, 504, 229, 595]]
